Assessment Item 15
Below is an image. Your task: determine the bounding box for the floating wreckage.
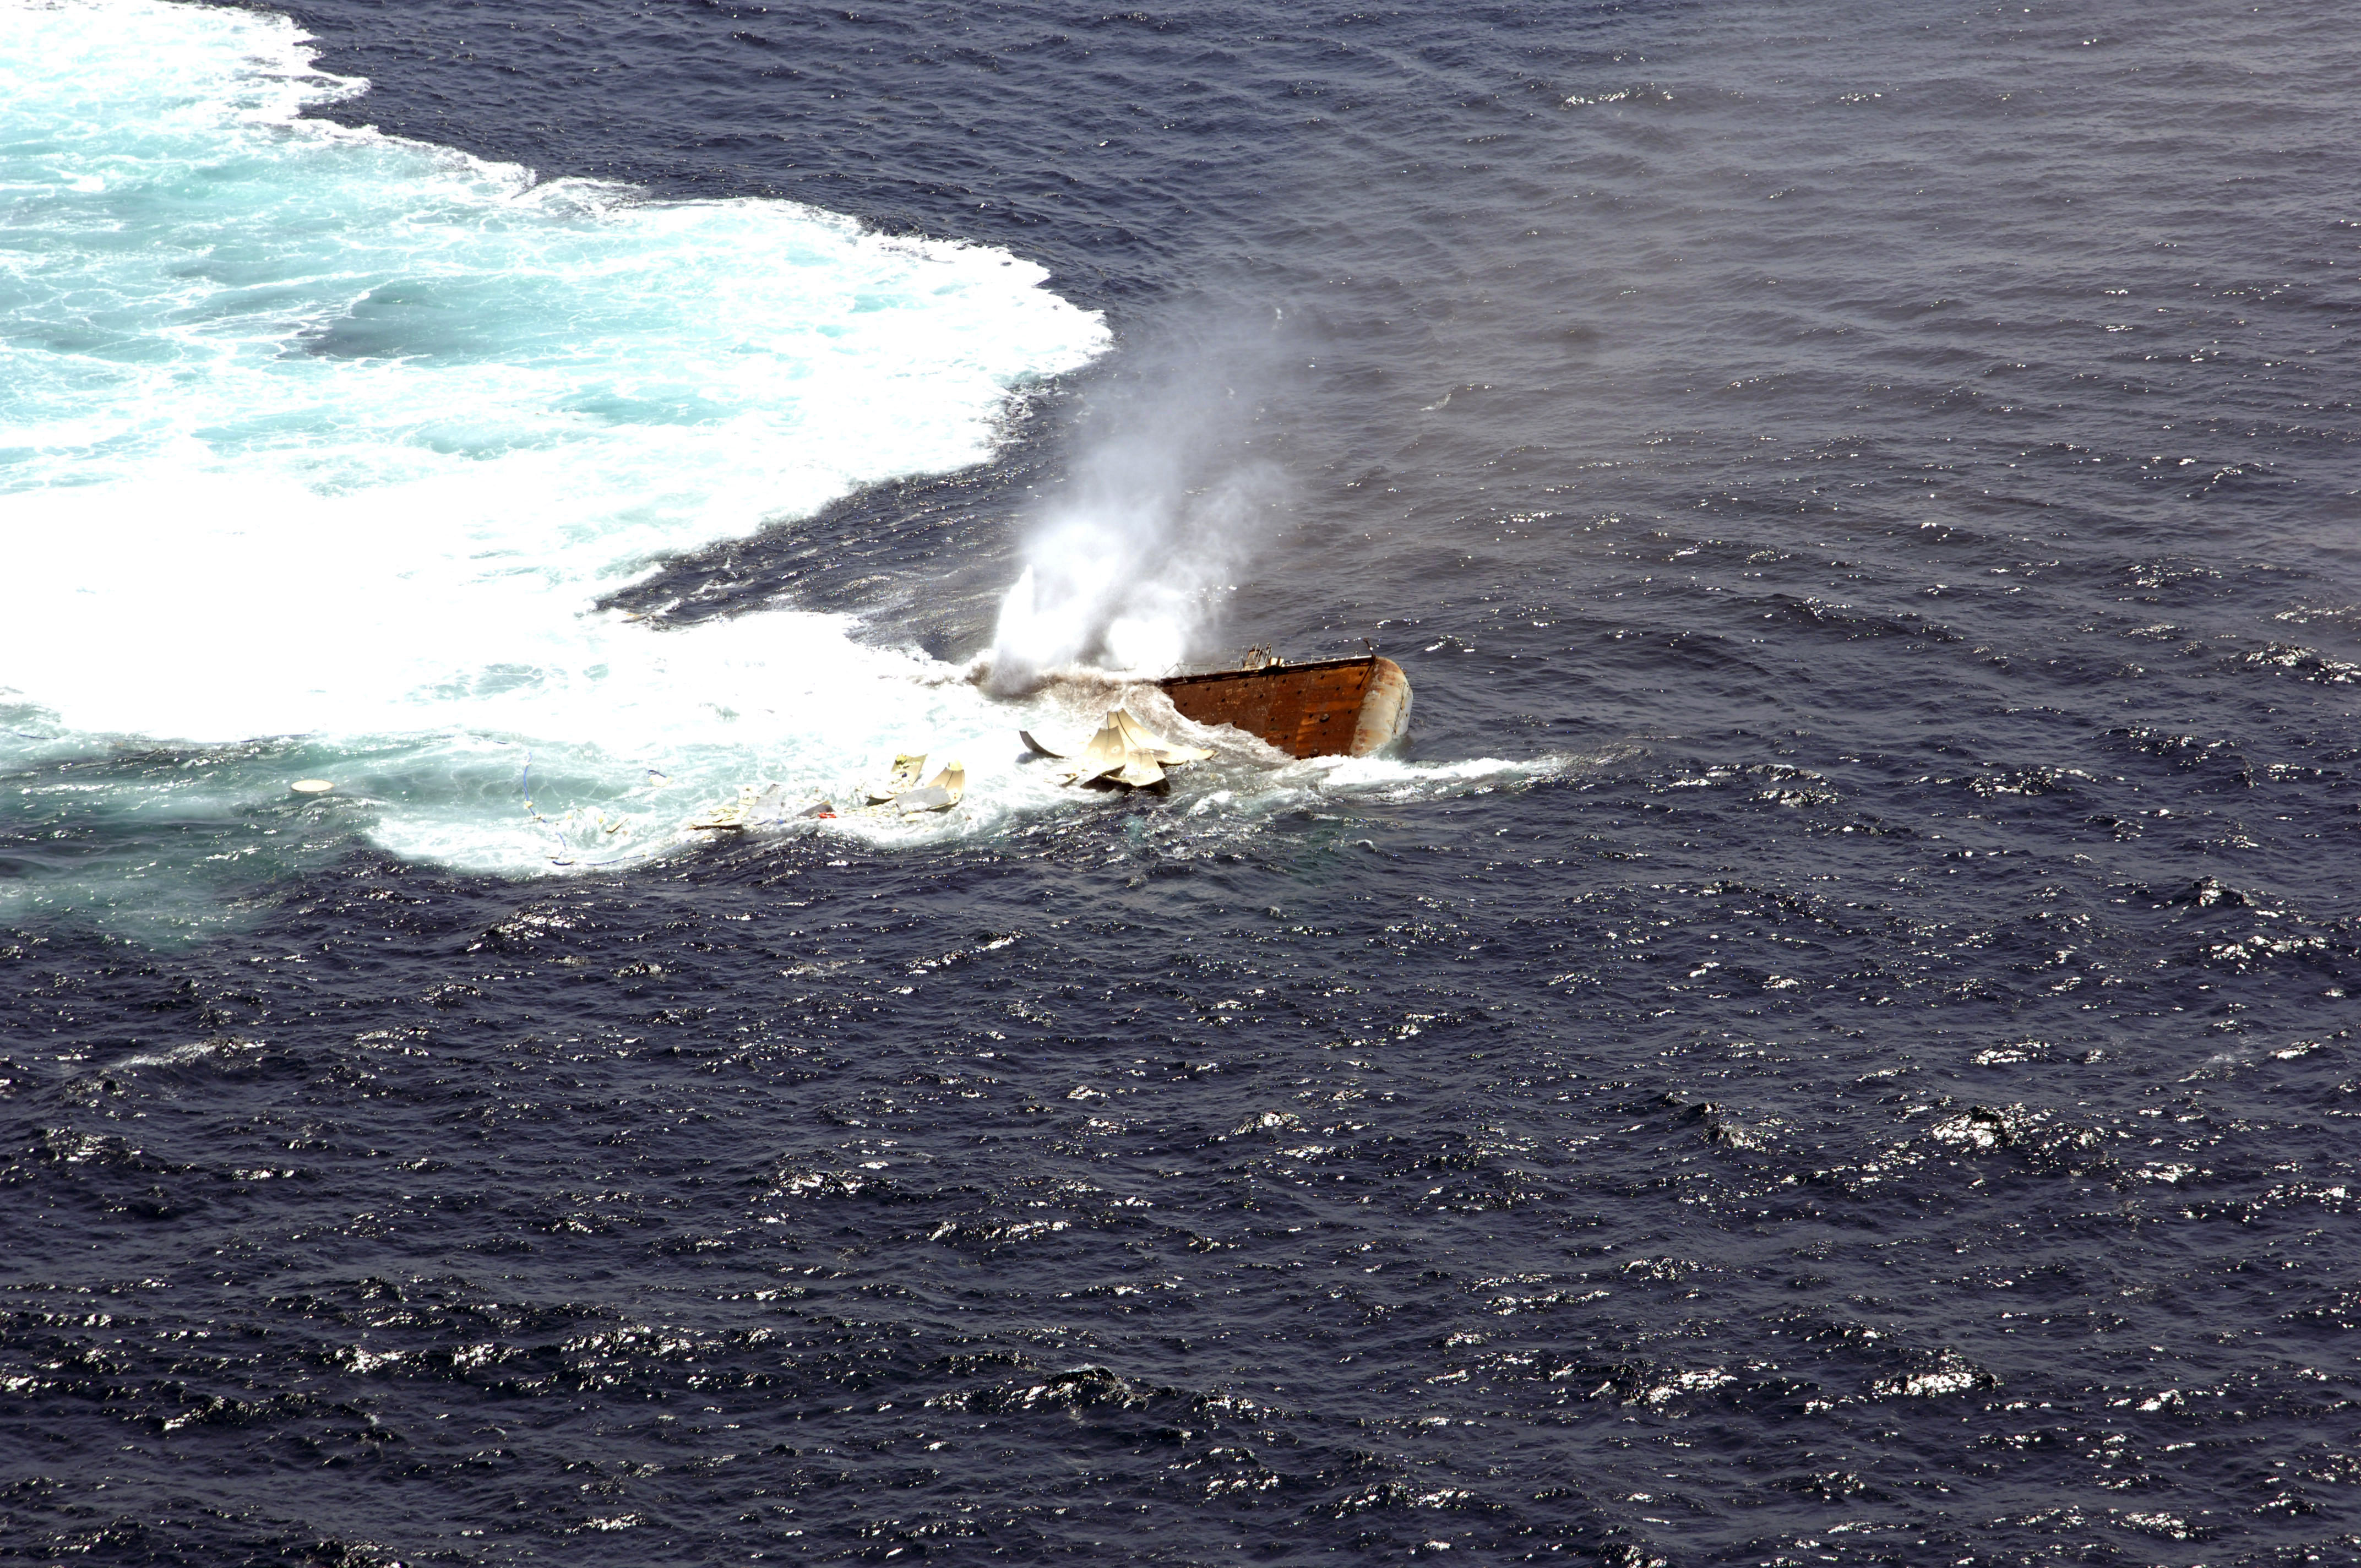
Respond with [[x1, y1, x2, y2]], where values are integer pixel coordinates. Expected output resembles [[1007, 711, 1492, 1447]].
[[684, 647, 1412, 832], [688, 786, 832, 832], [1022, 707, 1214, 790], [1154, 648, 1411, 759], [862, 754, 966, 814], [1021, 648, 1413, 790], [688, 755, 963, 831]]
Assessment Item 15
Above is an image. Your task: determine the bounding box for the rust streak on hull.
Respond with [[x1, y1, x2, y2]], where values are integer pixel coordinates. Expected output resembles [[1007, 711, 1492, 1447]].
[[1157, 655, 1411, 759]]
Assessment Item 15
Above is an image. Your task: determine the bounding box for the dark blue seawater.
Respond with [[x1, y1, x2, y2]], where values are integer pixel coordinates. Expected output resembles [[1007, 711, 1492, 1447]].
[[6, 1, 2360, 1562]]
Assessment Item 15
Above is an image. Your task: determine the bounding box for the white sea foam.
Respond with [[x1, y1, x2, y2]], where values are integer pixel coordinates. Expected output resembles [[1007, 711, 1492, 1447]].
[[0, 1, 1511, 893], [0, 0, 1110, 874]]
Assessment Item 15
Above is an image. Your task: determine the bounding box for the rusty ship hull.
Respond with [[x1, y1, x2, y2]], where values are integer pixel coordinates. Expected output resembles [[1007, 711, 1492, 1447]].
[[1156, 655, 1411, 759]]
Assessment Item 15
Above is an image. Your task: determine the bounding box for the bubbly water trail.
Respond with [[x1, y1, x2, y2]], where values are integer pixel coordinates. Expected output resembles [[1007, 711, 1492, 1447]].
[[0, 1, 1526, 907], [0, 0, 1109, 875]]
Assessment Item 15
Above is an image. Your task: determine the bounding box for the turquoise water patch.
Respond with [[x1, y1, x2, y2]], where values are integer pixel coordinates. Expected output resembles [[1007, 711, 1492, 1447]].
[[0, 0, 1109, 930]]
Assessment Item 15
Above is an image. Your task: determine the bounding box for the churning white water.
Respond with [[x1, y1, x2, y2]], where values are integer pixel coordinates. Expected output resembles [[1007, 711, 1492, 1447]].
[[0, 0, 1119, 874], [0, 0, 1543, 906]]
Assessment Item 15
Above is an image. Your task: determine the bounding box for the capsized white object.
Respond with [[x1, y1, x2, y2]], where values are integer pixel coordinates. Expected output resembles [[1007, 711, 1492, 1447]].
[[1025, 707, 1212, 789], [290, 778, 334, 794], [863, 753, 929, 804], [865, 759, 965, 814]]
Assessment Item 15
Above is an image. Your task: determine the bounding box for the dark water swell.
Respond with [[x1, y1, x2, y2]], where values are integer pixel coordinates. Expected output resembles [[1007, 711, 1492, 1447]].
[[7, 0, 2361, 1564]]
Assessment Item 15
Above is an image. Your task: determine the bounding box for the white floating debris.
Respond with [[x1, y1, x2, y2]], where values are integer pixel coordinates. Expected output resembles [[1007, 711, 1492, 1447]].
[[864, 759, 964, 815], [1026, 707, 1212, 790], [863, 753, 930, 804], [689, 782, 836, 831], [290, 778, 334, 794], [687, 749, 963, 834]]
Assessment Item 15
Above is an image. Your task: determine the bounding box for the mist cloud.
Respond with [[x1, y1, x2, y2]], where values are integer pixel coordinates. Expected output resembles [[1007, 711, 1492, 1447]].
[[982, 333, 1287, 695]]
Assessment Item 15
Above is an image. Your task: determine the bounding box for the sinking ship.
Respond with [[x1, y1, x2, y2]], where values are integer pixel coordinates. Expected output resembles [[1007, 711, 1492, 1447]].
[[1025, 647, 1414, 787], [689, 645, 1412, 830], [1154, 646, 1412, 759]]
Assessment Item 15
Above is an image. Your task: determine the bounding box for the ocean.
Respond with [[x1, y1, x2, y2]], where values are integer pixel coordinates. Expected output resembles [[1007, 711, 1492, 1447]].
[[2, 0, 2356, 1561]]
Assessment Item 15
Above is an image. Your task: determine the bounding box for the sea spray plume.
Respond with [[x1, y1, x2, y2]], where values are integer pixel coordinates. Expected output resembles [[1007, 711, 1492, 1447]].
[[981, 339, 1287, 695]]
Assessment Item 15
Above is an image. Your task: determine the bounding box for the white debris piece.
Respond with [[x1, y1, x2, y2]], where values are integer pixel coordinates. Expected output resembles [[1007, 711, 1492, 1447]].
[[1024, 707, 1212, 790], [864, 759, 965, 815]]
